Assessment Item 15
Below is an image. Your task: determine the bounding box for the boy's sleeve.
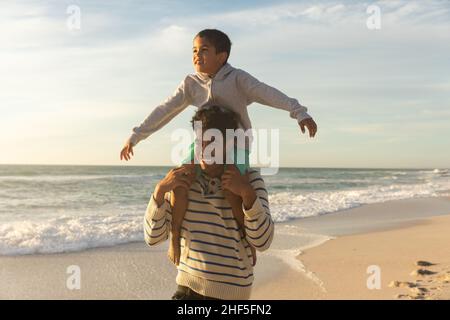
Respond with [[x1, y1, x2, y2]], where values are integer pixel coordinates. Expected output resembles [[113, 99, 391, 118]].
[[237, 70, 312, 123], [127, 78, 191, 147], [144, 193, 172, 246], [242, 171, 274, 252]]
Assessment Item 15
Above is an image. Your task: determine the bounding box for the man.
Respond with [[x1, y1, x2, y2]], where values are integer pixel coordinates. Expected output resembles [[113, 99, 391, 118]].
[[144, 106, 274, 300]]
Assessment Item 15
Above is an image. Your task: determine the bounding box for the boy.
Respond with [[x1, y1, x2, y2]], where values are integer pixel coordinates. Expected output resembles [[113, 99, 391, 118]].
[[120, 29, 318, 265]]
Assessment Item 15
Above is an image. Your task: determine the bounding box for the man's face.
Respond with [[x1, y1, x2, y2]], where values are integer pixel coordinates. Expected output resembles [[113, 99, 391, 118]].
[[198, 135, 226, 175], [192, 36, 227, 75]]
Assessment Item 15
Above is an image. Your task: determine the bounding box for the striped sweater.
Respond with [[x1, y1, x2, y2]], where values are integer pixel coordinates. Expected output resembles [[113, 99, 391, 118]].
[[144, 169, 274, 300]]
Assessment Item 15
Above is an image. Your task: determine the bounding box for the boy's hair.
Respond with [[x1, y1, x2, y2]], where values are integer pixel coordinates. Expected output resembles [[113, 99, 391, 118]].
[[191, 106, 239, 136], [195, 29, 232, 64]]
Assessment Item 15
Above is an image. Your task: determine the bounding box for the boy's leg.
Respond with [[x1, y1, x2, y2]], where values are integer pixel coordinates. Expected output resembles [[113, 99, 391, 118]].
[[223, 186, 257, 266], [233, 147, 250, 177], [225, 149, 256, 265], [168, 163, 195, 266]]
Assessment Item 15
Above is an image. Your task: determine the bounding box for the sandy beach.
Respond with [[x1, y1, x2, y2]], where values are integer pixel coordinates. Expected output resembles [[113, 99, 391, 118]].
[[1, 196, 450, 300], [252, 212, 450, 300]]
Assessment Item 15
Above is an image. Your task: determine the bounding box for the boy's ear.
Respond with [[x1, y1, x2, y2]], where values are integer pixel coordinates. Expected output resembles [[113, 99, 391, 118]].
[[218, 52, 228, 64]]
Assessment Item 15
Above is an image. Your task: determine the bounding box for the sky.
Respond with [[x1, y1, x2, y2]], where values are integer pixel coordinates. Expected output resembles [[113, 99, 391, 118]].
[[0, 0, 449, 168]]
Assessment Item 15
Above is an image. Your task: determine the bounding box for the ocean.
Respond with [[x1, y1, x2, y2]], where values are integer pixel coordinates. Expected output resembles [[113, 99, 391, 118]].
[[1, 165, 449, 256]]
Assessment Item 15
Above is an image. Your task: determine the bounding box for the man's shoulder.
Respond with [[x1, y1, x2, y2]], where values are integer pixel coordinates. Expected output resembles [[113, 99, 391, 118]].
[[247, 168, 264, 181]]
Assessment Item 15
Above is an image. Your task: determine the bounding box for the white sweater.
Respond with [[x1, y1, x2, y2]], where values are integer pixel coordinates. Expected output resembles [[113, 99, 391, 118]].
[[144, 169, 274, 300], [128, 63, 311, 146]]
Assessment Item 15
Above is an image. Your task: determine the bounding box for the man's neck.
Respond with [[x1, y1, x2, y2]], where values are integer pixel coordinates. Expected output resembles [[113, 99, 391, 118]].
[[204, 166, 224, 179]]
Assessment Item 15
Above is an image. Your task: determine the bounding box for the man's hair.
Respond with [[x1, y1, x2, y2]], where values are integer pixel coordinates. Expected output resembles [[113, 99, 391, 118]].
[[191, 106, 239, 136], [195, 29, 232, 64]]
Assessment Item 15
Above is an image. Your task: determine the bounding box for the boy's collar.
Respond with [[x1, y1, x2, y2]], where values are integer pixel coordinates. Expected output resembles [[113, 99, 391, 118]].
[[196, 63, 234, 81]]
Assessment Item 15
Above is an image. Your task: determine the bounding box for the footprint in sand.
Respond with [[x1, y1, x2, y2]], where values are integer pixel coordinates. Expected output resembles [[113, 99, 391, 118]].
[[392, 260, 446, 300], [437, 273, 450, 282], [429, 287, 442, 291], [388, 281, 416, 288], [391, 282, 430, 300], [415, 260, 435, 267], [410, 287, 428, 294], [395, 293, 429, 300], [410, 269, 437, 276]]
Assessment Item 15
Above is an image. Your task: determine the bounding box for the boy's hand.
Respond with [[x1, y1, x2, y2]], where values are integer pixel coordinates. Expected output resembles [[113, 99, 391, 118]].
[[222, 166, 257, 211], [154, 167, 195, 206], [221, 165, 249, 196], [299, 118, 317, 138], [120, 142, 134, 161]]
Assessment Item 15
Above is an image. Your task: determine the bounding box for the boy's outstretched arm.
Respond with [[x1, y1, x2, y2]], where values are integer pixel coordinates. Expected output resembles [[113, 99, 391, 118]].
[[120, 78, 191, 160], [237, 70, 317, 137]]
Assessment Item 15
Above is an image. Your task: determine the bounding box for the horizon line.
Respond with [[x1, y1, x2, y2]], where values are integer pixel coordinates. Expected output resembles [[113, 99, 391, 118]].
[[0, 163, 448, 170]]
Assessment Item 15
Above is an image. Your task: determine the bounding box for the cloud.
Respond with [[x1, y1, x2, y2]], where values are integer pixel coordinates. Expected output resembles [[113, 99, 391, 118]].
[[169, 0, 450, 29], [1, 0, 449, 166], [338, 124, 386, 134]]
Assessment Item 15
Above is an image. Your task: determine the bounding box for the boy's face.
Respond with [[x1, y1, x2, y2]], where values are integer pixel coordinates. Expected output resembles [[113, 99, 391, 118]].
[[193, 36, 228, 76]]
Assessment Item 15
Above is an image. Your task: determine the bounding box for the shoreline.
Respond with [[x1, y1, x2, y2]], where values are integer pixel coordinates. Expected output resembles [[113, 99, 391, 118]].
[[1, 196, 450, 299]]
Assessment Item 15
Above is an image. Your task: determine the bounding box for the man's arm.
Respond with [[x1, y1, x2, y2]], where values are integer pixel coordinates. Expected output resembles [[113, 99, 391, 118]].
[[240, 171, 274, 252], [221, 168, 274, 252], [144, 192, 171, 246], [127, 78, 191, 147], [144, 167, 193, 246], [237, 70, 311, 123]]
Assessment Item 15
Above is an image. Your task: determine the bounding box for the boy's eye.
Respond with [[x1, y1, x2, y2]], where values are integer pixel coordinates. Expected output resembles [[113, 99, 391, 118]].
[[193, 48, 208, 54]]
